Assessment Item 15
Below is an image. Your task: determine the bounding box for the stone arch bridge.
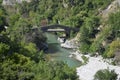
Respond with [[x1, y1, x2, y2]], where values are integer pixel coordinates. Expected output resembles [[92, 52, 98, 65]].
[[40, 24, 79, 38], [31, 24, 79, 38]]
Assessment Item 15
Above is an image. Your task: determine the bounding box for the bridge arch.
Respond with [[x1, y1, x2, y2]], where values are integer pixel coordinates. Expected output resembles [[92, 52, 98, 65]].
[[32, 24, 79, 38]]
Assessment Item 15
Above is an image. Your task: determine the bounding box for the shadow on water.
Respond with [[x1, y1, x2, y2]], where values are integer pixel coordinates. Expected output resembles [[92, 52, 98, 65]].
[[46, 43, 60, 53]]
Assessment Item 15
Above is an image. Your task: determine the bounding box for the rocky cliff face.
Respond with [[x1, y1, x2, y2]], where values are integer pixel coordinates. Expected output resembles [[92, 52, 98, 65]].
[[2, 0, 31, 5], [100, 0, 120, 20]]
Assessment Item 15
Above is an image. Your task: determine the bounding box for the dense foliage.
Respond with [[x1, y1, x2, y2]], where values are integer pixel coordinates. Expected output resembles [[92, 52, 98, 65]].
[[101, 11, 120, 58], [0, 0, 119, 79], [94, 69, 118, 80], [0, 2, 6, 31], [0, 1, 78, 80]]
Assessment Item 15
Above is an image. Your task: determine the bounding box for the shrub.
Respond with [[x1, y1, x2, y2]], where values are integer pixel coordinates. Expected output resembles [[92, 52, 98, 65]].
[[81, 55, 89, 64], [104, 40, 120, 58], [94, 69, 118, 80]]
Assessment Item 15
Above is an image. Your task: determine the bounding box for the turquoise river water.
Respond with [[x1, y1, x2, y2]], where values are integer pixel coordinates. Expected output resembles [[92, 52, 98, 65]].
[[45, 33, 81, 67]]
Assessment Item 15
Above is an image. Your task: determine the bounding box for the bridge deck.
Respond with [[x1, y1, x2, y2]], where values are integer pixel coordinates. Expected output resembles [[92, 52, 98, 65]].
[[47, 29, 65, 32]]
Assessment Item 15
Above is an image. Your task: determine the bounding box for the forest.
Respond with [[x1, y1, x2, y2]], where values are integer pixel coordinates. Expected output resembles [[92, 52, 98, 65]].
[[0, 0, 120, 80]]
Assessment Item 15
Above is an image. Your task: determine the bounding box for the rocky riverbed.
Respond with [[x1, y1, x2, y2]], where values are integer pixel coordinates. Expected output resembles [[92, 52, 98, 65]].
[[58, 36, 120, 80], [71, 51, 120, 80]]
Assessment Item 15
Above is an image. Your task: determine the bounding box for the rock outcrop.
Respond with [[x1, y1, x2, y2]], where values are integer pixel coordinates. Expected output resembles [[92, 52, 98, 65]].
[[60, 33, 80, 49], [2, 0, 31, 5]]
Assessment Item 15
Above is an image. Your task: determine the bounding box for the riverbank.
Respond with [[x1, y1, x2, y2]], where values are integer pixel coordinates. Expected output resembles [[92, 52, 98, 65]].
[[71, 51, 120, 80], [58, 36, 120, 80], [46, 33, 81, 67], [58, 33, 80, 49]]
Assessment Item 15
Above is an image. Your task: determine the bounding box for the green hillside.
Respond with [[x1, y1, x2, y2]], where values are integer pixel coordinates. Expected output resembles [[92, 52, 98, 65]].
[[0, 0, 120, 80]]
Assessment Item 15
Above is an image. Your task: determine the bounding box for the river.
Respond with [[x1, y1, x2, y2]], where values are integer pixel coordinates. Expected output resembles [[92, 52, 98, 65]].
[[45, 33, 81, 67]]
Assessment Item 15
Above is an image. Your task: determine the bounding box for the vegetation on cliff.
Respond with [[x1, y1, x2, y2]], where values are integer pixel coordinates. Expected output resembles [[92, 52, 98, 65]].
[[0, 0, 120, 79], [0, 1, 78, 80]]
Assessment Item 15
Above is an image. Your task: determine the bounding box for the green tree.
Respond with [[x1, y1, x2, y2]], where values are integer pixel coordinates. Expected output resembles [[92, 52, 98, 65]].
[[79, 25, 90, 53], [9, 14, 20, 26], [108, 11, 120, 38], [0, 7, 6, 31], [94, 69, 118, 80], [104, 40, 120, 58], [32, 61, 78, 80]]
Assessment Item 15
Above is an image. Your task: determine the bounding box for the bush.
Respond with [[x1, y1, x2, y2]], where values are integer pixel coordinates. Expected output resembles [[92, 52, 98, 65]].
[[81, 55, 89, 64], [94, 69, 118, 80], [79, 42, 90, 54], [104, 40, 120, 58]]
